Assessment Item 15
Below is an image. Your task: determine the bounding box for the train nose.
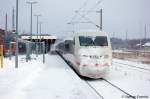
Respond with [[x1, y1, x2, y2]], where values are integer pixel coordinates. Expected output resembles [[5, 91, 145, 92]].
[[77, 55, 111, 78], [76, 58, 110, 78], [79, 65, 109, 78], [79, 54, 111, 66]]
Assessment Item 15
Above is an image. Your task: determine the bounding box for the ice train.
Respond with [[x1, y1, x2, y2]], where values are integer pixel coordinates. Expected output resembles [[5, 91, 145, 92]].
[[53, 30, 112, 78]]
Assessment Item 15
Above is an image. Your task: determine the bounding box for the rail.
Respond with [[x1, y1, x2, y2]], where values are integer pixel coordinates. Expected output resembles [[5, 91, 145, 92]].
[[102, 78, 135, 99], [56, 51, 104, 99], [113, 61, 150, 72]]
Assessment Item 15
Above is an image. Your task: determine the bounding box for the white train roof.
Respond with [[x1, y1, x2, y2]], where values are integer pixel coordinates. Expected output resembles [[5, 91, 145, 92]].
[[75, 30, 108, 36]]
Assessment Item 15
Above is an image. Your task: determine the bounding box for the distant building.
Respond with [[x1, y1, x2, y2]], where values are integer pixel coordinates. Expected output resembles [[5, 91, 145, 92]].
[[143, 42, 150, 50], [143, 42, 150, 47]]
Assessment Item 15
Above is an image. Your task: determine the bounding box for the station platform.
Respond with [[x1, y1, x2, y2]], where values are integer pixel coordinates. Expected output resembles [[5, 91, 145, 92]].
[[0, 54, 99, 99]]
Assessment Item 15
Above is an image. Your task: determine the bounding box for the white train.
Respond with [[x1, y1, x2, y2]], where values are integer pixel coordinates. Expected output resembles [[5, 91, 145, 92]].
[[54, 30, 112, 78]]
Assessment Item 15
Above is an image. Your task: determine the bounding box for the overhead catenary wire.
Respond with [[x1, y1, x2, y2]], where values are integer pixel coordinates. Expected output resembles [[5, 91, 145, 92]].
[[66, 0, 103, 34], [75, 11, 100, 28], [70, 0, 103, 23], [69, 0, 103, 28], [77, 0, 103, 20], [70, 0, 90, 23]]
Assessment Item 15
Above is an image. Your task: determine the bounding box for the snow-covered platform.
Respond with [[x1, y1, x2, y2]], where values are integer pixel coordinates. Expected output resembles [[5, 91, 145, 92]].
[[0, 55, 99, 99]]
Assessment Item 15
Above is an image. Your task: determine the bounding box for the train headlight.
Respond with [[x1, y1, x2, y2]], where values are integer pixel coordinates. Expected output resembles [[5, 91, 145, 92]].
[[104, 55, 109, 58]]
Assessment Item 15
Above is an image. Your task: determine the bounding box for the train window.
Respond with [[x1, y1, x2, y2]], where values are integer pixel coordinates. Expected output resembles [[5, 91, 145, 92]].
[[94, 36, 108, 46], [79, 36, 108, 46], [79, 36, 93, 46]]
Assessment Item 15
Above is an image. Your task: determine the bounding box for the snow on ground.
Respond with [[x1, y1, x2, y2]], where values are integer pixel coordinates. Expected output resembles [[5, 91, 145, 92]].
[[106, 59, 150, 98], [0, 55, 45, 99], [113, 50, 131, 53], [88, 79, 128, 99], [113, 58, 150, 70], [0, 54, 99, 99], [85, 59, 150, 99], [1, 54, 150, 99]]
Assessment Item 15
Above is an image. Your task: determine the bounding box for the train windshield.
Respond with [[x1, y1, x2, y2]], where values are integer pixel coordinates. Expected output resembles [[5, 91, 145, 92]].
[[79, 36, 108, 46]]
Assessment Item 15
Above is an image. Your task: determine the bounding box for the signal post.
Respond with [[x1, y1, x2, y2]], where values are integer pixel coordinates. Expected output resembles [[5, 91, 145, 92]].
[[0, 45, 4, 68]]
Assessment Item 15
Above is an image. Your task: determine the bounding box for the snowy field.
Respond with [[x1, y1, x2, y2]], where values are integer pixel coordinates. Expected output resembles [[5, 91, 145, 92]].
[[0, 54, 150, 99], [108, 59, 150, 99]]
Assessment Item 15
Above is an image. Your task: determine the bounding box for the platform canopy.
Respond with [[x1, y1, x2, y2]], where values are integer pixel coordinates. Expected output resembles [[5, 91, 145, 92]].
[[21, 35, 57, 40]]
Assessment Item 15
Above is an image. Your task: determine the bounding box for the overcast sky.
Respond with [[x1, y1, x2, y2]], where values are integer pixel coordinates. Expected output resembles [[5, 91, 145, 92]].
[[0, 0, 150, 39]]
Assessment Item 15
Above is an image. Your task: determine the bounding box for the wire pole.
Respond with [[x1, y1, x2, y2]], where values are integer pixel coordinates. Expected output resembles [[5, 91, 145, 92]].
[[12, 8, 15, 33], [125, 30, 128, 51], [126, 30, 128, 41], [26, 1, 37, 41], [67, 22, 75, 34], [42, 42, 45, 63], [34, 14, 41, 40], [5, 13, 8, 59], [113, 32, 115, 38], [100, 9, 102, 31], [144, 24, 147, 56], [5, 13, 7, 41], [96, 9, 103, 31], [144, 24, 147, 42], [39, 22, 42, 40], [15, 0, 19, 68]]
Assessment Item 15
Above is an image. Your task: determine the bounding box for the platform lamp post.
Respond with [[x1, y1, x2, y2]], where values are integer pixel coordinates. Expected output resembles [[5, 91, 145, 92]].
[[34, 14, 41, 56], [26, 1, 37, 41], [39, 22, 45, 63], [15, 0, 19, 68], [39, 22, 43, 53], [39, 22, 43, 41], [26, 1, 37, 57], [34, 14, 41, 40]]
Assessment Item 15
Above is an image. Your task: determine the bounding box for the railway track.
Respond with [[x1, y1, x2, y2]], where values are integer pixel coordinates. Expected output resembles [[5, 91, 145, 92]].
[[84, 81, 104, 99], [113, 61, 150, 72], [56, 51, 104, 99], [102, 78, 135, 99], [57, 51, 135, 99], [84, 79, 135, 99]]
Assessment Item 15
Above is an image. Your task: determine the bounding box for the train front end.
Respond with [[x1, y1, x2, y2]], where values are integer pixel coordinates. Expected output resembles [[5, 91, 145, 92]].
[[75, 31, 112, 78]]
